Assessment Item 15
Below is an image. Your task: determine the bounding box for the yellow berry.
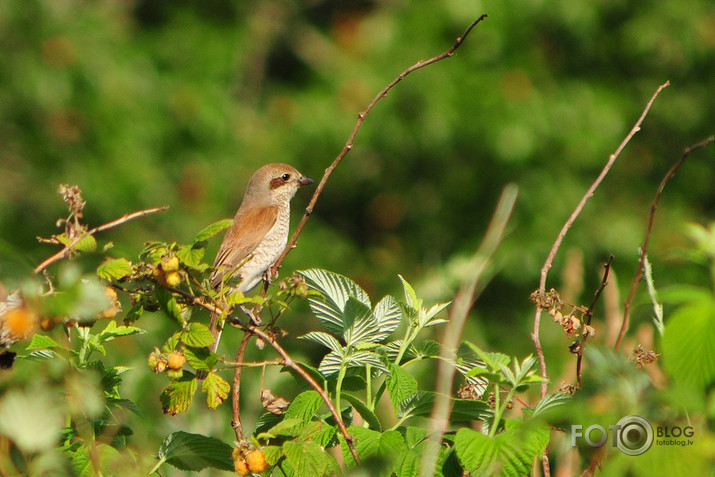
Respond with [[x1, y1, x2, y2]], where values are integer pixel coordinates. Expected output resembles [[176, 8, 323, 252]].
[[246, 449, 268, 474], [234, 458, 249, 476], [167, 352, 186, 370], [165, 271, 181, 287], [2, 306, 38, 342], [162, 256, 180, 272], [101, 287, 120, 318]]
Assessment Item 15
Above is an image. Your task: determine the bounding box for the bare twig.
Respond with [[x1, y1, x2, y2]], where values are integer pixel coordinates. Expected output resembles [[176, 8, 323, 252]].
[[34, 206, 169, 274], [615, 134, 715, 350], [530, 82, 669, 477], [576, 255, 613, 388], [420, 184, 518, 477], [231, 332, 253, 442], [269, 14, 488, 275], [531, 81, 669, 398]]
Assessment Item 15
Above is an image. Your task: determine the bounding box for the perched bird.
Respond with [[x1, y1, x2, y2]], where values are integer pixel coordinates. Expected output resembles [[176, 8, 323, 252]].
[[207, 163, 313, 353]]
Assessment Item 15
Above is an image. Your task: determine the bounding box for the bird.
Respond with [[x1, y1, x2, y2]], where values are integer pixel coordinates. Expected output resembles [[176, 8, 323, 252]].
[[207, 163, 313, 354]]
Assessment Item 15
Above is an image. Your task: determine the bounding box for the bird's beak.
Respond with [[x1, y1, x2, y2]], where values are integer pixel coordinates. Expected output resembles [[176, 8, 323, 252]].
[[298, 175, 314, 186]]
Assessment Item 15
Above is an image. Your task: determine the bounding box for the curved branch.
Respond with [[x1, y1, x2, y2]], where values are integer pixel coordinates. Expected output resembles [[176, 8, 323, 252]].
[[615, 134, 714, 350], [270, 14, 489, 274]]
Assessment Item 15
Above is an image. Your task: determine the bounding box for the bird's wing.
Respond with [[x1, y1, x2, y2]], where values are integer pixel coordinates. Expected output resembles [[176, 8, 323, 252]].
[[209, 205, 278, 288]]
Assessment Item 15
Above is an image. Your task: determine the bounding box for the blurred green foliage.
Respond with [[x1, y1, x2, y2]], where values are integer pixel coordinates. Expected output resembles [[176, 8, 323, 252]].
[[0, 0, 713, 475]]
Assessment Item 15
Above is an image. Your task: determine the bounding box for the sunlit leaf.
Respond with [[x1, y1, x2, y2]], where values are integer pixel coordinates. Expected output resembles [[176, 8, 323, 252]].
[[202, 372, 229, 409], [284, 390, 323, 421], [160, 375, 197, 415], [158, 431, 233, 472], [96, 257, 132, 280], [193, 219, 234, 244]]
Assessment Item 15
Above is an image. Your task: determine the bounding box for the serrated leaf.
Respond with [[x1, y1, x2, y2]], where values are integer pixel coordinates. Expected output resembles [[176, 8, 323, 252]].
[[176, 244, 205, 269], [284, 390, 323, 421], [180, 322, 215, 348], [398, 275, 420, 310], [451, 399, 493, 422], [300, 331, 344, 354], [75, 235, 97, 253], [26, 334, 60, 350], [158, 431, 233, 472], [283, 439, 337, 477], [340, 426, 381, 468], [193, 219, 234, 244], [96, 258, 132, 280], [318, 351, 343, 377], [342, 393, 382, 431], [464, 341, 510, 372], [399, 391, 436, 418], [455, 419, 550, 477], [267, 417, 306, 438], [373, 295, 401, 339], [531, 392, 571, 418], [662, 297, 715, 390], [202, 372, 230, 409], [386, 363, 418, 416], [97, 320, 144, 343], [299, 269, 371, 335], [160, 375, 197, 415], [379, 429, 406, 455], [343, 297, 380, 347], [183, 346, 219, 372]]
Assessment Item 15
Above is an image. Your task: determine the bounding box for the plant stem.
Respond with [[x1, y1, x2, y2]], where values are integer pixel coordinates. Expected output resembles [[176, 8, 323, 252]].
[[335, 362, 348, 418]]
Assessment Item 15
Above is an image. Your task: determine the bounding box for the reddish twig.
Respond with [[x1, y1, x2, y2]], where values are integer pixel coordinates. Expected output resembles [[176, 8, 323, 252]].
[[614, 134, 715, 350], [576, 255, 613, 388], [231, 332, 253, 442], [34, 206, 169, 274], [531, 81, 669, 398], [269, 14, 488, 275]]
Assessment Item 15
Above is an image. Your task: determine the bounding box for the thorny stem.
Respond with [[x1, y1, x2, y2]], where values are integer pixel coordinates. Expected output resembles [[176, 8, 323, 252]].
[[615, 135, 715, 350], [530, 81, 669, 477]]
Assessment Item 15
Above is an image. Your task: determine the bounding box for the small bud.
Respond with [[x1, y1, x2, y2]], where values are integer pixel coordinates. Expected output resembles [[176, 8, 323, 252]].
[[582, 324, 596, 337], [166, 368, 183, 380]]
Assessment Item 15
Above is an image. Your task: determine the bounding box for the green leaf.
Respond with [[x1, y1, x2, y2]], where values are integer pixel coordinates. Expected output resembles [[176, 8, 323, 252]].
[[379, 429, 406, 455], [26, 334, 60, 350], [75, 234, 97, 253], [662, 297, 715, 390], [373, 295, 401, 339], [343, 297, 380, 347], [299, 268, 371, 335], [455, 419, 550, 476], [193, 219, 234, 243], [284, 390, 323, 421], [202, 372, 230, 409], [97, 320, 144, 343], [267, 417, 306, 438], [386, 363, 418, 416], [451, 399, 493, 422], [180, 322, 215, 348], [96, 257, 132, 280], [283, 439, 338, 477], [160, 375, 197, 415], [339, 426, 381, 468], [183, 346, 219, 372], [176, 244, 205, 269], [398, 275, 420, 310], [317, 351, 343, 377], [300, 331, 344, 354], [464, 341, 510, 372], [342, 393, 382, 431], [157, 431, 233, 472], [531, 392, 571, 418]]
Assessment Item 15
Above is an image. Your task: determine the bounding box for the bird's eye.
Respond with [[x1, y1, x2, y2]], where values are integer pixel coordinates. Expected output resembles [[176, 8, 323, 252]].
[[281, 173, 291, 181]]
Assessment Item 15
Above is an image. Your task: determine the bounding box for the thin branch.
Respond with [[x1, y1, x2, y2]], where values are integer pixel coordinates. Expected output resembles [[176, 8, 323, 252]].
[[420, 184, 518, 477], [240, 320, 361, 464], [269, 14, 489, 275], [231, 332, 252, 442], [576, 255, 613, 388], [531, 81, 669, 397], [615, 134, 715, 350], [34, 206, 169, 274]]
